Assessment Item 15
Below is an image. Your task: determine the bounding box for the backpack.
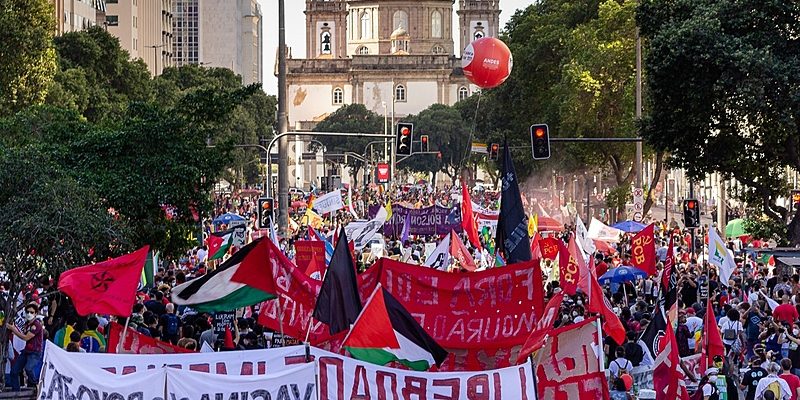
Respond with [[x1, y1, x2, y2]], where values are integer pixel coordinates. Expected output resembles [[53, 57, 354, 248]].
[[164, 314, 179, 336], [763, 380, 782, 400], [612, 360, 629, 377], [722, 321, 738, 341]]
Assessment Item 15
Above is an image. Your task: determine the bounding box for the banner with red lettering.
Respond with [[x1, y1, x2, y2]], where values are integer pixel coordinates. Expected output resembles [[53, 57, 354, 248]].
[[534, 317, 608, 399], [294, 240, 326, 272], [310, 348, 537, 400]]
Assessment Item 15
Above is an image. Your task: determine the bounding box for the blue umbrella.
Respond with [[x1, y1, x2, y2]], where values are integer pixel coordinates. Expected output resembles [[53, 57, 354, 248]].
[[611, 220, 647, 233], [598, 266, 648, 284], [213, 213, 245, 225]]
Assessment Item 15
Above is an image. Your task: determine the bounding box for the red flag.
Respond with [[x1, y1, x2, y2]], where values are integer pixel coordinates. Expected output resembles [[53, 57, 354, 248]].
[[532, 258, 546, 318], [107, 321, 192, 354], [654, 317, 690, 400], [461, 183, 482, 251], [231, 238, 277, 295], [224, 326, 235, 349], [558, 239, 580, 295], [304, 255, 325, 280], [516, 291, 564, 363], [585, 258, 626, 345], [58, 246, 149, 317], [449, 231, 477, 271], [701, 298, 725, 373], [540, 237, 559, 260], [630, 223, 657, 275]]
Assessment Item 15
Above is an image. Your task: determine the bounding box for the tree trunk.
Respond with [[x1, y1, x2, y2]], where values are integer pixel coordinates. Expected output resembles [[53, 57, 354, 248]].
[[643, 152, 664, 216], [788, 207, 800, 246]]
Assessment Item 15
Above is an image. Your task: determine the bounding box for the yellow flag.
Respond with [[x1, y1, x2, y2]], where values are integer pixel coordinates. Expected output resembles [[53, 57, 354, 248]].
[[303, 208, 323, 229], [528, 213, 538, 237], [385, 200, 393, 220]]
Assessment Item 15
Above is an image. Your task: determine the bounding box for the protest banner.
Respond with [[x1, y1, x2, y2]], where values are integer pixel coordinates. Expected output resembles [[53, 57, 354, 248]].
[[45, 340, 306, 375], [476, 213, 498, 236], [166, 363, 317, 400], [294, 240, 327, 272], [534, 317, 608, 399], [107, 322, 192, 354], [368, 204, 462, 236], [212, 311, 237, 336], [40, 343, 167, 400], [306, 348, 536, 400], [313, 190, 344, 215]]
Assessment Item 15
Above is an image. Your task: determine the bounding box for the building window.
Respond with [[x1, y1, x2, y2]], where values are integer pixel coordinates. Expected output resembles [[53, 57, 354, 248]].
[[458, 86, 469, 101], [356, 46, 369, 55], [106, 0, 117, 3], [320, 31, 332, 54], [393, 10, 408, 30], [106, 15, 119, 26], [431, 11, 442, 38], [432, 44, 445, 54], [332, 87, 343, 104], [133, 16, 137, 28], [360, 11, 371, 40], [395, 84, 406, 102]]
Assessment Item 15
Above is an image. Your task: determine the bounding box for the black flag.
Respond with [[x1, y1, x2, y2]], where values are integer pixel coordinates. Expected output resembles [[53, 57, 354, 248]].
[[313, 226, 363, 334], [495, 142, 532, 264]]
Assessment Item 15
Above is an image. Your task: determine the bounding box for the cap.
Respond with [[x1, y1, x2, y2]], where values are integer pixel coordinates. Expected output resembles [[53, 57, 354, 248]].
[[750, 356, 762, 364], [754, 343, 766, 353], [686, 307, 695, 315], [705, 368, 719, 376]]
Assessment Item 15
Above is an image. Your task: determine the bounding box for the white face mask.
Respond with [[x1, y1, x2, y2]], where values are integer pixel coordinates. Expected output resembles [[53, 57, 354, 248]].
[[572, 312, 578, 317], [577, 300, 583, 306], [25, 312, 35, 321], [793, 329, 799, 336]]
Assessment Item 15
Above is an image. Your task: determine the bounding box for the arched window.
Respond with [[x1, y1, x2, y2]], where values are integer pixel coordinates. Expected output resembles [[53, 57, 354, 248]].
[[393, 10, 408, 30], [332, 87, 343, 104], [395, 84, 406, 102], [360, 11, 371, 39], [356, 46, 369, 55], [320, 31, 332, 54], [432, 44, 446, 54], [431, 11, 442, 38], [458, 86, 469, 101], [474, 30, 484, 41]]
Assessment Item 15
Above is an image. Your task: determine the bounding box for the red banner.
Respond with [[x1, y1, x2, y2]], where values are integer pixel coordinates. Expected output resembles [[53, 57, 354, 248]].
[[107, 321, 193, 354], [535, 317, 608, 399], [631, 223, 656, 275], [293, 240, 326, 272], [540, 237, 560, 261]]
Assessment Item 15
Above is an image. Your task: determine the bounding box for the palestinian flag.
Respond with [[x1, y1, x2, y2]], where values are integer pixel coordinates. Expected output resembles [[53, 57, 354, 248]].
[[343, 284, 448, 371], [207, 229, 234, 260], [171, 239, 275, 312]]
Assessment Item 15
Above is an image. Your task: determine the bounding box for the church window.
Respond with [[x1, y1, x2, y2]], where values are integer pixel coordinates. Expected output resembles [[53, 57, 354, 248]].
[[320, 31, 332, 55], [432, 44, 445, 54], [474, 30, 485, 40], [458, 86, 469, 101], [395, 84, 406, 102], [356, 46, 369, 55], [360, 11, 371, 39], [393, 10, 408, 30], [332, 87, 343, 105], [431, 11, 442, 38]]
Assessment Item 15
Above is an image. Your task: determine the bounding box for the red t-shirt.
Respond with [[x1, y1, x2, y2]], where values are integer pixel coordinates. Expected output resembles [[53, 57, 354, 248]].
[[781, 373, 800, 400], [23, 319, 43, 353], [774, 303, 799, 325]]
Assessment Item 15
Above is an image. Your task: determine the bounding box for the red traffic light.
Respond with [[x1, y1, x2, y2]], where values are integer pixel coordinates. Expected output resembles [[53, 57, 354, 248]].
[[421, 136, 428, 143], [686, 200, 695, 209], [491, 144, 499, 151], [400, 127, 410, 136], [534, 127, 545, 138]]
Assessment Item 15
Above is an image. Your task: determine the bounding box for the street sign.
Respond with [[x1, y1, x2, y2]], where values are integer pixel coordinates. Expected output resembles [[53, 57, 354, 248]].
[[301, 152, 316, 161], [376, 163, 390, 184], [632, 187, 644, 222], [471, 142, 488, 154]]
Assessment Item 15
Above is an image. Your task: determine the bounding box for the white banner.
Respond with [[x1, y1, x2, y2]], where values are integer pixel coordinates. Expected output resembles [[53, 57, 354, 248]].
[[40, 343, 166, 400], [344, 207, 388, 251], [587, 217, 623, 243], [313, 190, 344, 215], [423, 233, 450, 270], [575, 215, 595, 257], [311, 348, 537, 400], [44, 341, 306, 375], [476, 213, 498, 236], [166, 363, 317, 400]]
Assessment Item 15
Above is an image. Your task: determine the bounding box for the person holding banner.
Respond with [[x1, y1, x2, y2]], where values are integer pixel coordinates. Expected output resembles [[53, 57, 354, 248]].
[[6, 303, 44, 392]]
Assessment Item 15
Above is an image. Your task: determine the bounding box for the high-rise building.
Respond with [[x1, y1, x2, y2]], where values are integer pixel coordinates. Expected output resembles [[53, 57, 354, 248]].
[[52, 0, 106, 35], [105, 0, 173, 75], [172, 0, 263, 86]]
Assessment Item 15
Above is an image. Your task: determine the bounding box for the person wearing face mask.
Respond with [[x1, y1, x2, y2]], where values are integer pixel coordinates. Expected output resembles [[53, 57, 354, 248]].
[[6, 303, 44, 392]]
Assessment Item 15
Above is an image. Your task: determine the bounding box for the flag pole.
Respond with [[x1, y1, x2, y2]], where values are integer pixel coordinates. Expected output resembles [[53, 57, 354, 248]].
[[116, 316, 132, 353], [595, 317, 605, 371]]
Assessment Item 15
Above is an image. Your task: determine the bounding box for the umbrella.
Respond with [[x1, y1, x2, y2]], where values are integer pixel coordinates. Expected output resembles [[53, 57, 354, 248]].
[[611, 220, 647, 233], [725, 218, 748, 238], [537, 216, 564, 232], [598, 266, 648, 285], [212, 213, 245, 225]]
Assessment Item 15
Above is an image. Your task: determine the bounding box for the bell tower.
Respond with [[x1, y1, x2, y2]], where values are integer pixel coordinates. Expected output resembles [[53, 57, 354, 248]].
[[305, 0, 348, 58], [457, 0, 500, 49]]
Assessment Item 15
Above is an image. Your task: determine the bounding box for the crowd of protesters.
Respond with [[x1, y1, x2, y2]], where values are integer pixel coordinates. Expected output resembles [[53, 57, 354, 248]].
[[4, 183, 799, 400]]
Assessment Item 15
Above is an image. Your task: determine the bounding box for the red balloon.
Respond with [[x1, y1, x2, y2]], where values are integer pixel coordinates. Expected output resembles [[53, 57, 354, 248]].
[[461, 37, 513, 89]]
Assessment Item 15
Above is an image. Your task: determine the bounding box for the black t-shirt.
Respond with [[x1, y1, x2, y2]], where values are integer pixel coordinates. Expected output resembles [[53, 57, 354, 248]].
[[740, 367, 767, 400], [680, 283, 697, 306]]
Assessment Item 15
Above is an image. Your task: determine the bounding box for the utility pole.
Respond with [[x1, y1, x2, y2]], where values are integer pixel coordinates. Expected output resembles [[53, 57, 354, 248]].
[[635, 24, 644, 190], [146, 44, 165, 76], [717, 174, 727, 229], [277, 0, 289, 235]]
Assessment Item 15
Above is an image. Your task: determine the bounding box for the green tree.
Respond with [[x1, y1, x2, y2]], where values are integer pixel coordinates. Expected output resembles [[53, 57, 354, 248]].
[[405, 104, 472, 184], [638, 0, 800, 242], [0, 0, 57, 116]]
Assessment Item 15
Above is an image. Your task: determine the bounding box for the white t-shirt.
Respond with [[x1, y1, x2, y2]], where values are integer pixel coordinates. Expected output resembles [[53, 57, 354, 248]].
[[608, 358, 633, 377], [719, 318, 743, 346]]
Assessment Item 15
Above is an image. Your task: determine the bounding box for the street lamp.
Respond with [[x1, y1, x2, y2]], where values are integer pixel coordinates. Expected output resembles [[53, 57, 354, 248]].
[[145, 44, 166, 75]]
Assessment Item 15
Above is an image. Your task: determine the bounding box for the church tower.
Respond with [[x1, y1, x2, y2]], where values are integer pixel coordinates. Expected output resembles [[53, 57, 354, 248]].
[[305, 0, 348, 59], [457, 0, 500, 49]]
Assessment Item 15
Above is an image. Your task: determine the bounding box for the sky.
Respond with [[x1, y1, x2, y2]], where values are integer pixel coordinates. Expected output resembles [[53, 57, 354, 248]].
[[257, 0, 534, 95]]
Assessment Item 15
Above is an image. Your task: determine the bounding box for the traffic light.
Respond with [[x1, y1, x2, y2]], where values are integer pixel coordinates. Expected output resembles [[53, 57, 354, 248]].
[[488, 143, 499, 160], [420, 135, 429, 152], [792, 190, 800, 210], [396, 123, 414, 156], [683, 199, 700, 228], [530, 124, 551, 160], [257, 197, 274, 229]]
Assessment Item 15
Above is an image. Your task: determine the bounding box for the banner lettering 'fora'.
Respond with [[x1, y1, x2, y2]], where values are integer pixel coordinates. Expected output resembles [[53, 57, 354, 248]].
[[368, 204, 462, 236], [534, 317, 609, 399], [310, 348, 536, 400], [39, 343, 167, 400], [166, 363, 317, 400]]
